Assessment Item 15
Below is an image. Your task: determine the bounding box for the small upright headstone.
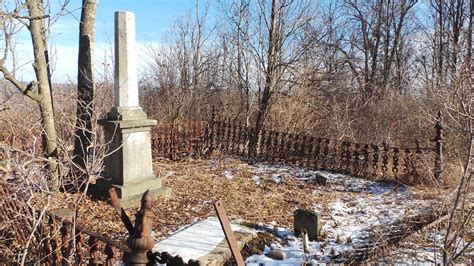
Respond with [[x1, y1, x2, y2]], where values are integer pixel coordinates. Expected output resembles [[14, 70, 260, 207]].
[[313, 173, 327, 186], [294, 209, 322, 241]]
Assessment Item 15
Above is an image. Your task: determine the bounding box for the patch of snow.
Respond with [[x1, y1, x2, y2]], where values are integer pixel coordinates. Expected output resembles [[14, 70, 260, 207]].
[[271, 174, 282, 184], [239, 161, 442, 264], [246, 228, 353, 264], [375, 229, 474, 264], [204, 157, 448, 264], [162, 171, 175, 178], [251, 175, 261, 185], [246, 187, 439, 264], [243, 161, 404, 195], [153, 217, 253, 262], [223, 170, 235, 180]]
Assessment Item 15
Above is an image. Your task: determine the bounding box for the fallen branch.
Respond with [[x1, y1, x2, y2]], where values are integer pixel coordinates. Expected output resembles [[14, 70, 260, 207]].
[[351, 206, 445, 262]]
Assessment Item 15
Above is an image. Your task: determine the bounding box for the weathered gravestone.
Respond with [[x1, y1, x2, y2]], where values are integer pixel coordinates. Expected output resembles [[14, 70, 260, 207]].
[[314, 173, 328, 186], [294, 209, 322, 241], [96, 11, 170, 208]]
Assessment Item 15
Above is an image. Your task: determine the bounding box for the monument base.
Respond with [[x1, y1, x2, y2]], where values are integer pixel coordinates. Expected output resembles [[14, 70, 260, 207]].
[[96, 177, 171, 208], [97, 118, 171, 208]]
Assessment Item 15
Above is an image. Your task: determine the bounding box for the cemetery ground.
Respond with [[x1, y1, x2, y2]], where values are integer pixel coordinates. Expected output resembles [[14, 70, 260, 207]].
[[39, 155, 473, 264], [1, 2, 473, 264]]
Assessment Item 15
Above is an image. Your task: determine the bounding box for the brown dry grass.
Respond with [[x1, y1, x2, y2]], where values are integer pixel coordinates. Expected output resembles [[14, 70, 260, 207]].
[[3, 155, 451, 264], [47, 156, 324, 242], [44, 155, 443, 246]]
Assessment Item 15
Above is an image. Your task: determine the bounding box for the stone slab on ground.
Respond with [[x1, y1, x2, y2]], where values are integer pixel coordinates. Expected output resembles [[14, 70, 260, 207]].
[[153, 217, 256, 265]]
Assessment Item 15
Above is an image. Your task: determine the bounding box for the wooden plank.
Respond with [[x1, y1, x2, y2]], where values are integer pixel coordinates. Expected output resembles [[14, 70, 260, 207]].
[[213, 201, 245, 266]]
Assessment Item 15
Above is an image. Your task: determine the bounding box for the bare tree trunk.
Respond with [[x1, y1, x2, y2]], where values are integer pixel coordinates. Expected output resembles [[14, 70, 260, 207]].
[[437, 0, 444, 83], [382, 0, 391, 89], [229, 0, 251, 126], [367, 0, 384, 97], [27, 0, 59, 190], [468, 0, 473, 195], [236, 3, 247, 124], [442, 2, 473, 262], [72, 0, 97, 189], [249, 0, 278, 156], [467, 0, 472, 73], [382, 0, 416, 92]]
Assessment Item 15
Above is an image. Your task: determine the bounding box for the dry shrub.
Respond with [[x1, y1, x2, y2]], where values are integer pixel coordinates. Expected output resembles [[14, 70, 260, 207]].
[[141, 80, 464, 185], [0, 81, 115, 262]]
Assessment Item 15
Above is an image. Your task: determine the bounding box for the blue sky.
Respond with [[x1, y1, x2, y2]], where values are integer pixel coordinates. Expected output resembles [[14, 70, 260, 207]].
[[8, 0, 216, 83], [63, 0, 201, 45]]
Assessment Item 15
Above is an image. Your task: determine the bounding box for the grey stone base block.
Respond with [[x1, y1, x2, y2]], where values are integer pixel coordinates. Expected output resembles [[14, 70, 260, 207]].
[[119, 187, 171, 208], [96, 177, 171, 208], [107, 106, 148, 120]]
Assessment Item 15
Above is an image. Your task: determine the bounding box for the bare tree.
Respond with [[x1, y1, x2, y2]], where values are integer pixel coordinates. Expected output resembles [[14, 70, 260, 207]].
[[0, 0, 59, 189], [441, 0, 473, 263], [219, 0, 254, 124], [142, 0, 215, 123], [339, 0, 418, 98], [219, 0, 316, 154]]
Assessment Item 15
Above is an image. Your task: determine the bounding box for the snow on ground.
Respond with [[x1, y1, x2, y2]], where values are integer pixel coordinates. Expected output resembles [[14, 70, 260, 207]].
[[151, 157, 455, 264], [224, 170, 235, 180], [152, 217, 254, 262], [374, 228, 474, 264], [207, 159, 443, 264]]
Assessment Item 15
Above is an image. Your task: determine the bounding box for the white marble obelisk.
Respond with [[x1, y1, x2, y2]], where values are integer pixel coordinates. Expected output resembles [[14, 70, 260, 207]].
[[108, 12, 146, 120], [97, 11, 170, 208], [114, 12, 139, 108]]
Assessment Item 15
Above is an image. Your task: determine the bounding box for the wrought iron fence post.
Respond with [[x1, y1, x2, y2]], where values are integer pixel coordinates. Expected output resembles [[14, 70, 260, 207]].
[[123, 190, 155, 265], [382, 141, 390, 179], [207, 106, 216, 153], [434, 110, 443, 179]]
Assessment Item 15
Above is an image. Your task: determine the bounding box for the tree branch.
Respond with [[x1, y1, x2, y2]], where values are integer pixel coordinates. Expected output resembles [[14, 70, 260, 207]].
[[0, 62, 40, 102]]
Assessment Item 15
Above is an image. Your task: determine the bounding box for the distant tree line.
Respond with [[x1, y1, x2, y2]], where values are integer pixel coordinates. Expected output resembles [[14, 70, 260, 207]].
[[140, 0, 472, 152]]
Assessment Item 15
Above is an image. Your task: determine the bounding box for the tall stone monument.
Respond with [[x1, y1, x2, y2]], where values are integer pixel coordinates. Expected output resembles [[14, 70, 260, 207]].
[[97, 11, 170, 208]]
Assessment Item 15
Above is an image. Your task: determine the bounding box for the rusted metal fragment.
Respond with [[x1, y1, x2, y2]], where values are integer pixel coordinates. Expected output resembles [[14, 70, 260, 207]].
[[108, 187, 134, 234]]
